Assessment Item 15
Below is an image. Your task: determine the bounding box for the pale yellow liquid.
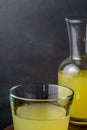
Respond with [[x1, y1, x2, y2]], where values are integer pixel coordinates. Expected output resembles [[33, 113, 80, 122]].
[[58, 70, 87, 121], [12, 103, 69, 130]]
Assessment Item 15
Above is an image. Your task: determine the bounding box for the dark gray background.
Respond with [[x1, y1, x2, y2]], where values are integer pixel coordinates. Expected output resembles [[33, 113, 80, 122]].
[[0, 0, 87, 129]]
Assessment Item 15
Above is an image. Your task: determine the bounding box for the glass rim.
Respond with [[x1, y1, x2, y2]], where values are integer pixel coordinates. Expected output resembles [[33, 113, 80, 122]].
[[9, 84, 74, 101], [65, 16, 87, 23]]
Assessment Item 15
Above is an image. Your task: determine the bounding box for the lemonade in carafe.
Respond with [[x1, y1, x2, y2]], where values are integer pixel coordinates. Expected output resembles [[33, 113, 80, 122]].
[[58, 17, 87, 124]]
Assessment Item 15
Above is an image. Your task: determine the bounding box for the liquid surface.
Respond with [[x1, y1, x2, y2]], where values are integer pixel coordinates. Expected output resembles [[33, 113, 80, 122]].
[[58, 70, 87, 121], [12, 103, 69, 130]]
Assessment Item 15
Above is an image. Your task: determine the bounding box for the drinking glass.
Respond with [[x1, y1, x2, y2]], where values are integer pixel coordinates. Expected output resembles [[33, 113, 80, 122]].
[[9, 83, 74, 130]]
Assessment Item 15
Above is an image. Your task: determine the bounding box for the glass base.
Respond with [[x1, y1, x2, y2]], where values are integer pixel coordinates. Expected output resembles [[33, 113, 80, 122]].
[[70, 117, 87, 125], [69, 122, 87, 130]]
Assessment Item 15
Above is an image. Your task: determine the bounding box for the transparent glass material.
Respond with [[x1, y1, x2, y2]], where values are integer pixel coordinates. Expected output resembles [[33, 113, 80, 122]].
[[58, 17, 87, 125], [9, 83, 74, 130]]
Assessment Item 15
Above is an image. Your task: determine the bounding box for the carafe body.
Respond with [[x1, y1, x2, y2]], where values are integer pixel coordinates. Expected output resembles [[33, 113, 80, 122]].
[[58, 17, 87, 125]]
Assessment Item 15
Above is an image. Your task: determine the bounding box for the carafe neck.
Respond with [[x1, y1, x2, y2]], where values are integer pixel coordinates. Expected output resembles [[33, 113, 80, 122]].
[[66, 17, 87, 60]]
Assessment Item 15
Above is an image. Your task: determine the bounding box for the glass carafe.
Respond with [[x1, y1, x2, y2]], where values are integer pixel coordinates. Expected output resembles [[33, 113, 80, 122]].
[[58, 17, 87, 125]]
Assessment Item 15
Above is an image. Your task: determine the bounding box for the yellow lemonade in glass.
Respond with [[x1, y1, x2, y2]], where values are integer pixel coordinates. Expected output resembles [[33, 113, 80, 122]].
[[58, 70, 87, 122], [12, 103, 69, 130]]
